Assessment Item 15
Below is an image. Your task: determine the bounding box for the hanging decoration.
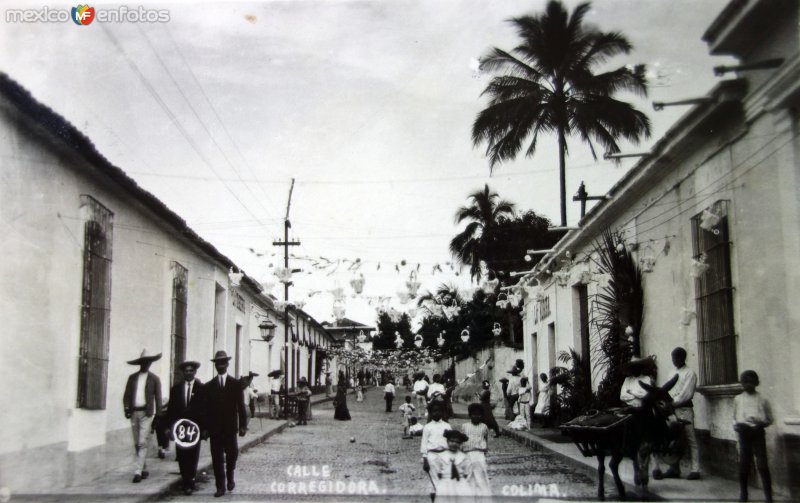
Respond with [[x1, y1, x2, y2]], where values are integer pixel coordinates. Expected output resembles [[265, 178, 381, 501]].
[[394, 331, 404, 349], [681, 307, 697, 326], [294, 299, 306, 311], [357, 330, 367, 343], [690, 254, 710, 279], [397, 291, 411, 305], [228, 267, 244, 288], [332, 301, 346, 321], [406, 271, 422, 298], [639, 244, 657, 273], [350, 274, 365, 295], [662, 237, 671, 256], [509, 291, 522, 308], [274, 300, 290, 312], [492, 322, 502, 337], [437, 331, 446, 347], [495, 293, 509, 309], [414, 334, 423, 348], [261, 280, 276, 294], [388, 307, 402, 323], [699, 208, 722, 235], [554, 270, 571, 287], [274, 266, 293, 284], [330, 286, 346, 302], [460, 328, 470, 343]]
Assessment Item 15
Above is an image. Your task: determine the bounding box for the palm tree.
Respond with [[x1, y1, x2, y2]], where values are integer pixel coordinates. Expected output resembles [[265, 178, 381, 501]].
[[449, 184, 515, 280], [472, 0, 651, 227]]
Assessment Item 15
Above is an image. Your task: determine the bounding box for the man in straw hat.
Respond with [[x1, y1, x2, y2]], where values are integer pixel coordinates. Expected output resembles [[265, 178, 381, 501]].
[[206, 350, 247, 497], [166, 360, 205, 495], [123, 349, 163, 483]]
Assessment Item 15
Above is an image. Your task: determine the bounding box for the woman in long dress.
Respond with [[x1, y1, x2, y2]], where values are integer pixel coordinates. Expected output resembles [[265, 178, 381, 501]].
[[478, 380, 501, 437], [333, 380, 351, 420]]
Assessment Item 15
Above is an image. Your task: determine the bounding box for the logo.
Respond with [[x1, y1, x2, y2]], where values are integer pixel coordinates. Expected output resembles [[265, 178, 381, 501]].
[[71, 4, 95, 25]]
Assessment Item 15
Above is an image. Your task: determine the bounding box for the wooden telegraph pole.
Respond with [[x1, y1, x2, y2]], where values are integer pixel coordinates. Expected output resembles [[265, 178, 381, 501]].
[[273, 179, 300, 418]]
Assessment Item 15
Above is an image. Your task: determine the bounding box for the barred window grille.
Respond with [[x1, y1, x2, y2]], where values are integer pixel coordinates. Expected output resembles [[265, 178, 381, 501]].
[[170, 262, 188, 385], [691, 200, 738, 385], [77, 196, 113, 409]]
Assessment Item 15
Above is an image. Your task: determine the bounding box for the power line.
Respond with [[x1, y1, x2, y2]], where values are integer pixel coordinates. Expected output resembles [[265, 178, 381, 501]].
[[99, 24, 269, 230]]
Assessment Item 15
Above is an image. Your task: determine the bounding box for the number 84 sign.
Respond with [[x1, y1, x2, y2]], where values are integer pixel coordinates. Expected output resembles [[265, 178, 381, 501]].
[[172, 418, 201, 449]]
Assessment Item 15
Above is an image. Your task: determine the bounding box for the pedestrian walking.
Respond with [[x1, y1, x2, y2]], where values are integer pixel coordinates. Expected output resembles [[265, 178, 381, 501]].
[[734, 370, 773, 503], [356, 380, 364, 402], [270, 374, 284, 419], [506, 367, 521, 420], [420, 402, 452, 494], [122, 349, 163, 484], [325, 372, 332, 398], [296, 377, 312, 425], [333, 376, 351, 420], [165, 360, 205, 495], [461, 403, 491, 496], [477, 380, 501, 437], [653, 347, 701, 480], [384, 380, 396, 412], [398, 396, 416, 438], [428, 429, 472, 499], [205, 351, 248, 498]]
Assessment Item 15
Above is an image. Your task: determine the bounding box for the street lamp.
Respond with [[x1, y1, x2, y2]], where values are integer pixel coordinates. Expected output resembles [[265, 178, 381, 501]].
[[259, 318, 277, 342]]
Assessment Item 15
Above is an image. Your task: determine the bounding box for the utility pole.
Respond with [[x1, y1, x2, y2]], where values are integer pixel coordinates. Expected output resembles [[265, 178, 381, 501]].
[[273, 179, 300, 418]]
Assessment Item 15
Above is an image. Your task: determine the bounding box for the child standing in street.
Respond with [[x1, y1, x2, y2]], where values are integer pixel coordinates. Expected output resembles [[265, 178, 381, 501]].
[[517, 377, 532, 428], [295, 377, 312, 426], [428, 430, 472, 498], [421, 402, 451, 493], [461, 403, 491, 496], [734, 370, 773, 503], [408, 416, 423, 436], [399, 396, 416, 438]]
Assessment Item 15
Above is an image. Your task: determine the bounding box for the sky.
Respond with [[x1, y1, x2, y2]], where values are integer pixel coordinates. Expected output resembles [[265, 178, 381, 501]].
[[1, 0, 735, 326]]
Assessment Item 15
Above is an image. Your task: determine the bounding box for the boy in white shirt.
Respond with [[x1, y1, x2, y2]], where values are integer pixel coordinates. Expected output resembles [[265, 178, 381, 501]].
[[421, 401, 451, 485], [398, 396, 416, 438], [733, 370, 773, 503]]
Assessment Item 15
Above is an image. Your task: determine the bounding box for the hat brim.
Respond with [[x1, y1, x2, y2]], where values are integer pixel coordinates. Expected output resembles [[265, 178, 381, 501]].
[[268, 370, 283, 378], [127, 353, 162, 365], [178, 360, 201, 370], [249, 372, 260, 377], [210, 356, 232, 362]]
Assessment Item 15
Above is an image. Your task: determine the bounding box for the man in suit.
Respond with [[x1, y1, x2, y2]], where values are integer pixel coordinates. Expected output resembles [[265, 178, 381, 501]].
[[206, 351, 247, 497], [123, 349, 163, 483], [166, 360, 205, 495]]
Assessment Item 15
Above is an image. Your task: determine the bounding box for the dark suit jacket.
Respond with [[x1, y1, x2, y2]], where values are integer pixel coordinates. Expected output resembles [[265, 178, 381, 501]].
[[123, 371, 162, 417], [166, 379, 206, 431], [205, 374, 247, 435]]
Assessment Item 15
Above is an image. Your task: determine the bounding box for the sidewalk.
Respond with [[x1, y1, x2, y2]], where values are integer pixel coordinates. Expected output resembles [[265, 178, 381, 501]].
[[450, 401, 777, 502], [26, 392, 337, 502]]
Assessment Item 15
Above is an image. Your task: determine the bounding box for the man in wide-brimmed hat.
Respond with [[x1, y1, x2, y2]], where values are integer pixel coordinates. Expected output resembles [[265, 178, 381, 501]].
[[205, 350, 248, 497], [123, 349, 163, 483], [165, 360, 205, 495], [620, 356, 656, 410]]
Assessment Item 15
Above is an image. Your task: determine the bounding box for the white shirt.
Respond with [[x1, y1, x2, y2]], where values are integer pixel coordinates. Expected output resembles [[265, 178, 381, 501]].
[[427, 382, 445, 399], [384, 383, 396, 395], [507, 375, 522, 396], [734, 391, 773, 428], [413, 380, 429, 394], [217, 373, 228, 388], [184, 380, 195, 405], [420, 419, 452, 455], [620, 375, 653, 408], [134, 372, 148, 407], [667, 366, 697, 406], [271, 379, 282, 393]]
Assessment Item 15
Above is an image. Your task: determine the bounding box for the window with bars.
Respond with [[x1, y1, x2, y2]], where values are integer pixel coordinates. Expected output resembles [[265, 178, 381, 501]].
[[77, 196, 114, 409], [170, 262, 188, 385], [691, 200, 738, 385]]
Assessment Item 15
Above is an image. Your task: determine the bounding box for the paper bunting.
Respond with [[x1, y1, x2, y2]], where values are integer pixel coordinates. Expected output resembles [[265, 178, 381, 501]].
[[228, 268, 244, 287], [699, 208, 722, 235], [690, 254, 710, 279]]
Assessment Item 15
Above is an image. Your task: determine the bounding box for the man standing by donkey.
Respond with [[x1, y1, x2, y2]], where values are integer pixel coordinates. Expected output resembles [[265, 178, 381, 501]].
[[206, 351, 248, 497], [166, 360, 206, 495], [123, 349, 163, 483]]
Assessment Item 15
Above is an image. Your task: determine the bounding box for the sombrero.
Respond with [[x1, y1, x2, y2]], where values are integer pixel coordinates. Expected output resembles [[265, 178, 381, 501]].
[[622, 355, 656, 375], [267, 369, 283, 378], [210, 350, 232, 362], [443, 429, 469, 443], [127, 349, 162, 365], [247, 371, 259, 378], [178, 360, 201, 370]]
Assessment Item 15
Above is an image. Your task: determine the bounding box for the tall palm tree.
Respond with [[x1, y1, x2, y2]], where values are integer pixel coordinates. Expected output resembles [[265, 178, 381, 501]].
[[472, 0, 651, 227], [449, 184, 515, 280]]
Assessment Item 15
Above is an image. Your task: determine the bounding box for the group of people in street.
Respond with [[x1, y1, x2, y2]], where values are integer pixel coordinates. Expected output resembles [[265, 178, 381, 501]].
[[123, 349, 248, 497]]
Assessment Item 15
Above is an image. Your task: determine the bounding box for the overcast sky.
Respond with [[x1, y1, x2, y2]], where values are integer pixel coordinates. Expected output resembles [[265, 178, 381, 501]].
[[2, 0, 735, 325]]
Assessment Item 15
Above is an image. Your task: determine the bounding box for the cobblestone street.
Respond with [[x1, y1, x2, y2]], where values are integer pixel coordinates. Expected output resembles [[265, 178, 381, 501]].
[[158, 389, 597, 502]]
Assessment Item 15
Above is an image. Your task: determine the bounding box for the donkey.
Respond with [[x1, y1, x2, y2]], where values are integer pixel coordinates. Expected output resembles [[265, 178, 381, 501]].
[[564, 381, 682, 500]]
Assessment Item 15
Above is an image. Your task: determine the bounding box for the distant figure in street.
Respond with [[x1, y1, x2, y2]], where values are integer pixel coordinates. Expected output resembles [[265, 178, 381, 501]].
[[506, 367, 522, 420], [399, 396, 416, 438], [408, 416, 423, 436], [532, 373, 551, 427], [478, 380, 501, 437], [333, 377, 351, 420], [325, 372, 332, 398], [242, 371, 259, 419], [356, 380, 364, 402], [413, 373, 429, 411], [517, 377, 532, 428], [384, 380, 397, 412], [462, 403, 491, 496], [270, 375, 284, 419], [165, 360, 205, 495], [296, 377, 312, 425], [205, 351, 247, 498], [123, 349, 163, 484], [734, 370, 773, 503], [653, 347, 701, 481]]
